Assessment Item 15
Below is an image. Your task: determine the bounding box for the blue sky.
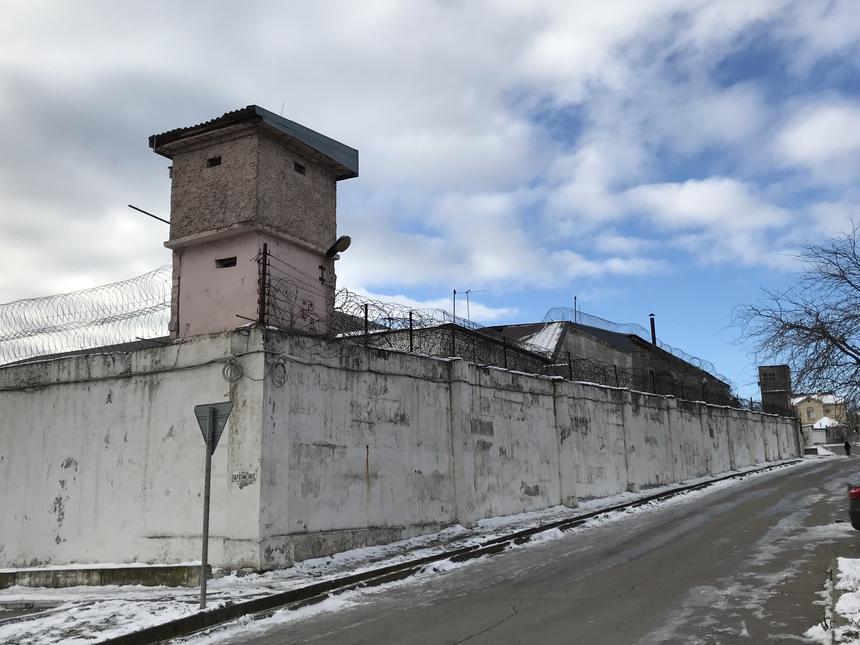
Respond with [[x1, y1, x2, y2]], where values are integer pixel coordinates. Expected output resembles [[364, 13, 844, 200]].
[[1, 1, 860, 396]]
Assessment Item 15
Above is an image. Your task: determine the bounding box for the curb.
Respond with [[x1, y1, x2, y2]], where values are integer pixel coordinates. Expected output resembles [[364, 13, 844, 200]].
[[105, 460, 802, 644], [829, 558, 840, 643], [829, 557, 860, 643], [0, 565, 205, 590]]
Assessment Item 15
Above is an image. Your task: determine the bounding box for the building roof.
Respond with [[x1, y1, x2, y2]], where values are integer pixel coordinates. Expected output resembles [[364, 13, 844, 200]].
[[485, 320, 642, 355], [521, 322, 565, 354], [149, 105, 359, 180], [570, 322, 642, 353], [792, 393, 844, 406]]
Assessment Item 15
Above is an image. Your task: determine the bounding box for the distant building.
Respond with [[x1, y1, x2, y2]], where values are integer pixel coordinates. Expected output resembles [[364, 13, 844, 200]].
[[359, 316, 733, 401], [792, 393, 846, 426], [486, 320, 733, 400], [790, 393, 857, 444], [758, 365, 792, 415]]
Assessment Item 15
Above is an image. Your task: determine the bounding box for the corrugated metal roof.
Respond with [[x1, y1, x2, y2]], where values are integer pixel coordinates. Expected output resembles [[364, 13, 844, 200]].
[[149, 105, 359, 180], [522, 322, 565, 353]]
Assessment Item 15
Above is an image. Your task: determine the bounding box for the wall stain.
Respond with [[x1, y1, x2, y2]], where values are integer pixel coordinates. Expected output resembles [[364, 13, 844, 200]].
[[51, 495, 65, 525], [470, 418, 494, 437], [520, 482, 540, 497]]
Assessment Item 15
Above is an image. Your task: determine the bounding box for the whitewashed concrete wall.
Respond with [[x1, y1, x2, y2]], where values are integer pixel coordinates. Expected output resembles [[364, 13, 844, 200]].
[[255, 336, 799, 568], [0, 332, 267, 569], [0, 331, 801, 570], [258, 342, 457, 566]]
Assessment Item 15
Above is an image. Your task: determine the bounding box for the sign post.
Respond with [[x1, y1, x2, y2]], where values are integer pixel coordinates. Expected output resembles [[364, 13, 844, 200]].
[[194, 401, 233, 610]]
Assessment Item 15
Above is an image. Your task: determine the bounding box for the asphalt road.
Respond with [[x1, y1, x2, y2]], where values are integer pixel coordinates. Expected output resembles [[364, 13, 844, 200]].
[[211, 458, 860, 644]]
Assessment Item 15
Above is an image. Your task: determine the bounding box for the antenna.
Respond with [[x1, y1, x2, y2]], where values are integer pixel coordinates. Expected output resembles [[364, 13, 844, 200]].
[[280, 102, 286, 116], [128, 204, 169, 225], [464, 289, 486, 323]]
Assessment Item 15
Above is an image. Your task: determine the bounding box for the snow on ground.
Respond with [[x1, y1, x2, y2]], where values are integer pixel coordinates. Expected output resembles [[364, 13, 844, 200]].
[[0, 460, 803, 644], [806, 557, 860, 644]]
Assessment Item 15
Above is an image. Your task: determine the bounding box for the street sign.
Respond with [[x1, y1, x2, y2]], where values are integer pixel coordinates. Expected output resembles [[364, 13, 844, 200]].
[[193, 400, 233, 609], [194, 402, 232, 453]]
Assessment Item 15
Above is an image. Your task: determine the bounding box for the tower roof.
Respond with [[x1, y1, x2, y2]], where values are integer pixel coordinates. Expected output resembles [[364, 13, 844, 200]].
[[149, 105, 359, 180]]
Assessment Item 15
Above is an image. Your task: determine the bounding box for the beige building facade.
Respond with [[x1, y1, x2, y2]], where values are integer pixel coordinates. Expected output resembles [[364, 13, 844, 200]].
[[792, 394, 846, 426]]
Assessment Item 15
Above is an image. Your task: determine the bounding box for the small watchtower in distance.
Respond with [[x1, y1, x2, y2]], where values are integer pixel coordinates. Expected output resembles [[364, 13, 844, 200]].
[[149, 105, 358, 338], [758, 364, 792, 414]]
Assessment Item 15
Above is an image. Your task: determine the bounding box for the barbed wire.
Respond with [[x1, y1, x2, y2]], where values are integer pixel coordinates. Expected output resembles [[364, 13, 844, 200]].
[[0, 266, 171, 364], [0, 259, 787, 415], [543, 306, 732, 386]]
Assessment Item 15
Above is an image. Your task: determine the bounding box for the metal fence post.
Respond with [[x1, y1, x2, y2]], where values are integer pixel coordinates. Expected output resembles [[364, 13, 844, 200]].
[[567, 352, 573, 381], [363, 303, 369, 346], [408, 311, 414, 352], [257, 242, 268, 326]]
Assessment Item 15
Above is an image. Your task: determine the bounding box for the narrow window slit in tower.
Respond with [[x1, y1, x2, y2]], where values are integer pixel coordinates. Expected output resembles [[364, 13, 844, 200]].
[[293, 162, 306, 175], [207, 156, 222, 168], [215, 257, 237, 268]]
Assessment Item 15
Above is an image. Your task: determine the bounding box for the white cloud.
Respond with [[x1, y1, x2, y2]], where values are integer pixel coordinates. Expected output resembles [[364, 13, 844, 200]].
[[593, 232, 657, 255], [775, 99, 860, 181], [773, 0, 860, 73], [0, 0, 856, 306], [625, 178, 790, 231]]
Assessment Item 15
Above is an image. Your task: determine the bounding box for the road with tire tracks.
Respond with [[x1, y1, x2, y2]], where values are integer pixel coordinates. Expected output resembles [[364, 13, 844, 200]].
[[208, 458, 859, 644]]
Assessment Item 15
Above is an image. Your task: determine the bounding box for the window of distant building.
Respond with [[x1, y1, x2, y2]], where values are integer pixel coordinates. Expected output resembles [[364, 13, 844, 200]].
[[807, 407, 815, 420]]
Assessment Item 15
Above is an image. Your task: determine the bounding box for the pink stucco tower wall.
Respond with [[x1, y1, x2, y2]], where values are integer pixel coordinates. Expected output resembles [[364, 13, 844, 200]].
[[149, 106, 358, 338]]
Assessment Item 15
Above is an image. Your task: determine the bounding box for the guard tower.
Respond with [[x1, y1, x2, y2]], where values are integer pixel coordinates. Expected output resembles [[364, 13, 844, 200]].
[[149, 105, 358, 338], [758, 364, 792, 415]]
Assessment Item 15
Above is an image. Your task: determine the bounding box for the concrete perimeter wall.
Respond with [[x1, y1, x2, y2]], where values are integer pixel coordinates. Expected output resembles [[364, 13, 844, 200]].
[[0, 331, 800, 570], [254, 335, 799, 568], [0, 332, 267, 569]]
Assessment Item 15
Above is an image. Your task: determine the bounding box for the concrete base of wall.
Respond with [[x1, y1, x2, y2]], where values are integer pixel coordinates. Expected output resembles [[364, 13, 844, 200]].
[[260, 522, 452, 568], [0, 564, 207, 589]]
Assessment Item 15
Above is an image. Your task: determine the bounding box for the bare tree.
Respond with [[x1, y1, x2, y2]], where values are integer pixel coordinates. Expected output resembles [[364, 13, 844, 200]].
[[735, 222, 860, 402]]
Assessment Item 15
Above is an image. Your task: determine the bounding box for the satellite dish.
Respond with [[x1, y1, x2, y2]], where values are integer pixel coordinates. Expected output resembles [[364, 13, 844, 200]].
[[326, 235, 352, 258]]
